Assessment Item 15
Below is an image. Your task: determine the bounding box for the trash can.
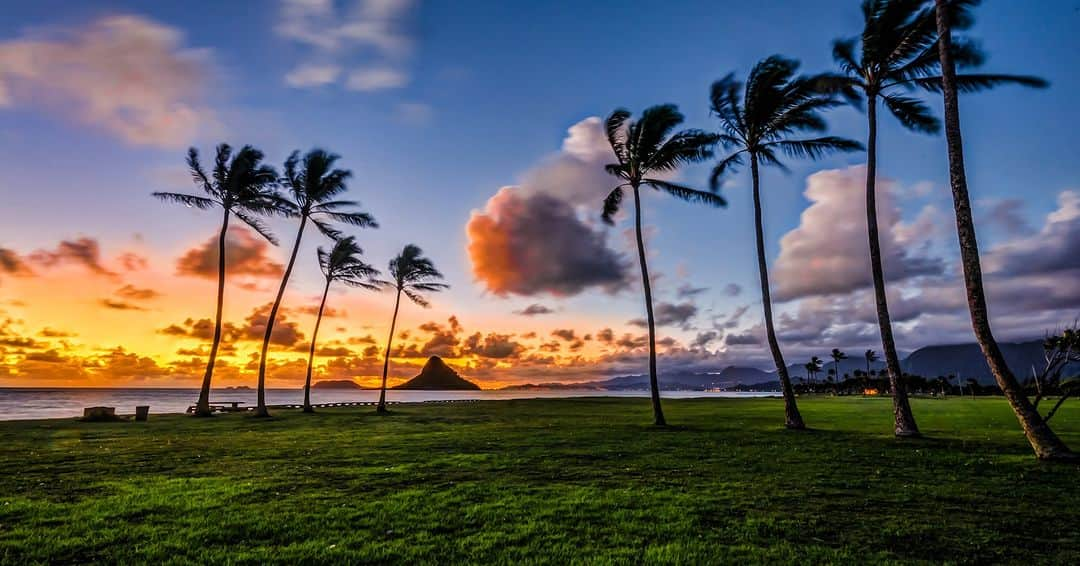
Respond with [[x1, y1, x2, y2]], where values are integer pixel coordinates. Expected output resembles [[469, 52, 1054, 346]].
[[135, 406, 150, 422]]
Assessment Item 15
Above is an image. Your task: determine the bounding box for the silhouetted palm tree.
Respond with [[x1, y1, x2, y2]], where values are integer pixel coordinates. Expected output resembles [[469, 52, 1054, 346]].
[[602, 104, 724, 427], [932, 0, 1073, 461], [153, 144, 279, 417], [376, 245, 448, 413], [822, 0, 1047, 438], [830, 348, 848, 395], [865, 349, 878, 377], [253, 149, 377, 418], [303, 237, 381, 413], [809, 356, 824, 385], [710, 56, 862, 429]]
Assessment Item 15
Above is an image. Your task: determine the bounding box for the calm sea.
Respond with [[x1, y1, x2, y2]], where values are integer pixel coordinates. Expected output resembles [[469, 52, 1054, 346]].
[[0, 388, 775, 421]]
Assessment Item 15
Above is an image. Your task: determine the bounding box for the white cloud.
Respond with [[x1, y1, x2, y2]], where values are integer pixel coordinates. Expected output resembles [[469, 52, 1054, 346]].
[[284, 63, 342, 87], [345, 67, 408, 91], [277, 0, 416, 92], [0, 15, 214, 148], [771, 165, 944, 302]]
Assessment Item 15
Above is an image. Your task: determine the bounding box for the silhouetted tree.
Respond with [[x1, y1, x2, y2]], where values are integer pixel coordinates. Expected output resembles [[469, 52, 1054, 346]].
[[865, 349, 878, 378], [252, 149, 377, 418], [932, 0, 1072, 460], [710, 56, 861, 428], [376, 245, 448, 413], [153, 144, 279, 417], [830, 348, 848, 395], [303, 237, 380, 413], [602, 105, 724, 426]]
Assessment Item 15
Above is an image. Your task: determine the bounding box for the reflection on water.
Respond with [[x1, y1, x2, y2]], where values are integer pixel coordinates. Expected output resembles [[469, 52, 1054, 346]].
[[0, 388, 776, 421]]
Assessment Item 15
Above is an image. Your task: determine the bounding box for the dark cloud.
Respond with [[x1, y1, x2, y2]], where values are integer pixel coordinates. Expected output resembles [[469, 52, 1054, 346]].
[[514, 304, 555, 316], [176, 227, 284, 280], [27, 238, 117, 277], [462, 332, 525, 359], [100, 299, 147, 311], [157, 304, 305, 347], [722, 283, 742, 297], [551, 329, 576, 342], [676, 284, 708, 299], [467, 188, 629, 297], [629, 301, 697, 329], [0, 248, 32, 277], [115, 284, 160, 301]]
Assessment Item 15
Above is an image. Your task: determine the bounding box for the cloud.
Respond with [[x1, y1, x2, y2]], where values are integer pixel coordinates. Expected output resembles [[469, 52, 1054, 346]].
[[722, 283, 742, 297], [984, 190, 1080, 278], [176, 227, 284, 280], [551, 329, 577, 342], [158, 303, 305, 348], [0, 15, 213, 147], [467, 188, 629, 297], [462, 333, 525, 359], [115, 284, 160, 301], [284, 63, 341, 87], [771, 166, 944, 301], [346, 67, 408, 91], [514, 304, 555, 316], [676, 284, 709, 299], [277, 0, 416, 92], [629, 301, 698, 329], [100, 299, 147, 311], [27, 238, 117, 277], [979, 198, 1033, 237], [0, 248, 32, 277]]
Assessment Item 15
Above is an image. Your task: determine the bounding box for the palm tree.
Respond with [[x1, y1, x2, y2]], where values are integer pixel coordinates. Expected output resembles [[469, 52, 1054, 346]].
[[253, 149, 377, 418], [865, 349, 879, 377], [830, 348, 848, 395], [809, 356, 824, 385], [376, 245, 448, 413], [303, 237, 381, 413], [823, 0, 1050, 438], [709, 56, 862, 429], [932, 0, 1073, 461], [153, 144, 280, 417], [602, 104, 725, 427]]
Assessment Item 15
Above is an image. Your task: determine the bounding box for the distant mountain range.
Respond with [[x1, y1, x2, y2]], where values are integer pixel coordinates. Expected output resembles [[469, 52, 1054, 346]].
[[502, 339, 1064, 392]]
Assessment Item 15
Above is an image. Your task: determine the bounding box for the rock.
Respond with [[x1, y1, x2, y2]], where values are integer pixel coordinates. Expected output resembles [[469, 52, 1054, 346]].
[[312, 379, 364, 390], [392, 356, 481, 390]]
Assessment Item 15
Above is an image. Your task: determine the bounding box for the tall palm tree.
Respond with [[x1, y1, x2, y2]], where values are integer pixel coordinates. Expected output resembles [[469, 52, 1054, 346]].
[[153, 144, 280, 417], [830, 348, 848, 394], [864, 349, 878, 376], [303, 237, 381, 413], [253, 149, 377, 418], [932, 0, 1074, 461], [376, 245, 448, 413], [710, 56, 862, 429], [822, 0, 1048, 438], [602, 104, 725, 427], [809, 356, 824, 385]]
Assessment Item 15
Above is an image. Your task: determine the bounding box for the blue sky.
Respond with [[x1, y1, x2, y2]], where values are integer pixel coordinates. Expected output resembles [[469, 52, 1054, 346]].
[[1, 1, 1078, 385]]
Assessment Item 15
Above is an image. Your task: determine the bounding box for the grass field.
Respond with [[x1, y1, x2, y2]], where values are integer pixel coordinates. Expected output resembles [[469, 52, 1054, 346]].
[[2, 396, 1078, 564]]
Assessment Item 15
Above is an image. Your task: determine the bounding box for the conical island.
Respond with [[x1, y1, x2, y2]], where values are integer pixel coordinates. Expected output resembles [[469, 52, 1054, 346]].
[[392, 356, 481, 390]]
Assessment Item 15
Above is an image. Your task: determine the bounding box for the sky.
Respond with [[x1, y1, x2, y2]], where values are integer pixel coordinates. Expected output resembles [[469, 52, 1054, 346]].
[[1, 0, 1078, 388]]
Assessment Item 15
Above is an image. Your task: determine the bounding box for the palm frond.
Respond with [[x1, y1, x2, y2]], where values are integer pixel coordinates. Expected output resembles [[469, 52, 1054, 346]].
[[605, 109, 632, 164], [645, 130, 718, 172], [766, 137, 864, 160], [234, 211, 279, 245], [601, 187, 624, 225], [709, 151, 745, 190], [152, 192, 217, 210], [644, 179, 727, 207], [881, 93, 941, 133], [912, 73, 1048, 93]]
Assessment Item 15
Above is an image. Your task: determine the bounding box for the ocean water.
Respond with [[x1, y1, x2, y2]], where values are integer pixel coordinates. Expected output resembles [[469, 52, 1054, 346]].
[[0, 388, 775, 421]]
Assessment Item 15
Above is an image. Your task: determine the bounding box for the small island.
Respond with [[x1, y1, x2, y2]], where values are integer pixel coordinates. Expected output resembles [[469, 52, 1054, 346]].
[[312, 379, 365, 390], [392, 356, 481, 390]]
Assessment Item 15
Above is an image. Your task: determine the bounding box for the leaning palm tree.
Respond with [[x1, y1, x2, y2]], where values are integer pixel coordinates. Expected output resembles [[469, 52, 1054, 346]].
[[822, 0, 1048, 438], [253, 149, 377, 418], [830, 348, 848, 395], [710, 56, 862, 429], [153, 144, 280, 417], [932, 0, 1073, 461], [602, 104, 725, 426], [302, 237, 381, 413], [376, 245, 448, 413]]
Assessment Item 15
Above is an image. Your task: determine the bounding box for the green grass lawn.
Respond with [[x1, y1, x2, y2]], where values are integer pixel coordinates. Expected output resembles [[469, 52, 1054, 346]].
[[2, 397, 1078, 564]]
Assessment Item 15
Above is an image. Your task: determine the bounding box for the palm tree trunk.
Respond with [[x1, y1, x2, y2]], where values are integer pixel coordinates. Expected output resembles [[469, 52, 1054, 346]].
[[632, 184, 666, 426], [751, 156, 804, 429], [254, 216, 307, 418], [377, 288, 402, 414], [303, 277, 331, 414], [934, 0, 1074, 461], [194, 208, 231, 417], [865, 97, 921, 438]]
